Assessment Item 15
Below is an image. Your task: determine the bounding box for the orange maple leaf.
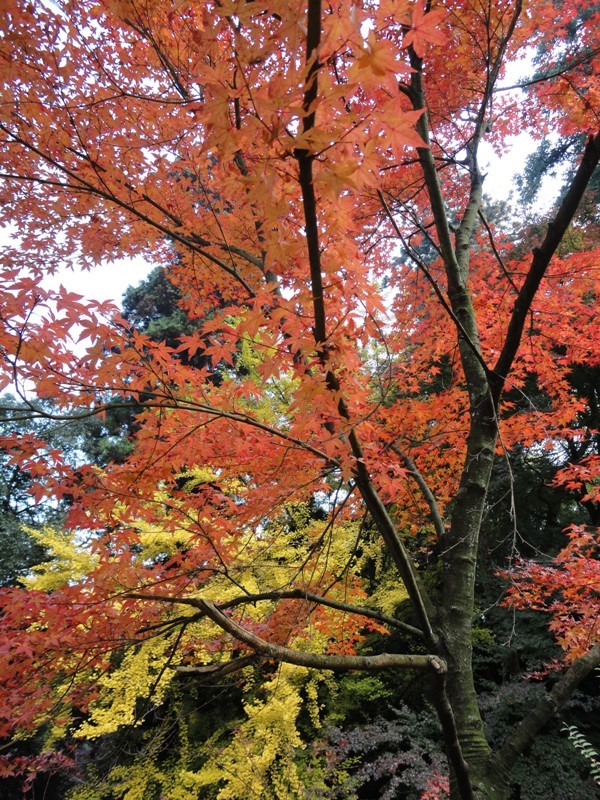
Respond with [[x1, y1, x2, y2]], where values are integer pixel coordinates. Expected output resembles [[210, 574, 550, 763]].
[[357, 31, 401, 77], [403, 2, 448, 59]]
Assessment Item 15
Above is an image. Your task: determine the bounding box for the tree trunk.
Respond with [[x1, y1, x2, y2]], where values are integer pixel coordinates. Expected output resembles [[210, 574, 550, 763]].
[[439, 403, 499, 799]]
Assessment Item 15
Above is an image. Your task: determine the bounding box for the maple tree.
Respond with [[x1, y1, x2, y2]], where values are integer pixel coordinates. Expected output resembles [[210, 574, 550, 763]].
[[0, 0, 599, 798]]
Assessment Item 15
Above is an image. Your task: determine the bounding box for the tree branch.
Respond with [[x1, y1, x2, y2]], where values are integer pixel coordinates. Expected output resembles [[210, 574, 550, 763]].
[[290, 2, 439, 648], [496, 644, 600, 770], [294, 0, 326, 345], [173, 653, 259, 678], [408, 60, 458, 274], [408, 57, 490, 405], [193, 598, 444, 673], [0, 397, 340, 467], [478, 210, 519, 294], [127, 592, 441, 671], [0, 124, 257, 297], [378, 190, 491, 379], [388, 443, 446, 541], [495, 45, 600, 93], [128, 589, 424, 640], [222, 589, 424, 639]]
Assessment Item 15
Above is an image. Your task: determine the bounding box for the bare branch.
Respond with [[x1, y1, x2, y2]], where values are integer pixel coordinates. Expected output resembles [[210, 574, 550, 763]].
[[497, 644, 600, 769], [495, 46, 600, 92], [388, 443, 445, 541], [127, 592, 440, 671], [478, 210, 519, 294], [195, 598, 444, 673], [128, 589, 424, 639], [294, 0, 326, 346], [173, 654, 259, 678], [220, 589, 425, 639], [378, 189, 492, 379]]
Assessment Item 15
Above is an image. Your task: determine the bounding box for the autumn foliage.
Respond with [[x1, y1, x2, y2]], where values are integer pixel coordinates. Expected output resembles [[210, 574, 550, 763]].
[[0, 0, 599, 798]]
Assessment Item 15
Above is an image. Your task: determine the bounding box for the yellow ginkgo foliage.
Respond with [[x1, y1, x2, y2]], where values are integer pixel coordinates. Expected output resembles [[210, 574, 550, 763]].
[[21, 526, 98, 592]]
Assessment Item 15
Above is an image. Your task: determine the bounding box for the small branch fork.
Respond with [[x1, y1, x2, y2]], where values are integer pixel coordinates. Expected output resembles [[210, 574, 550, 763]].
[[388, 443, 446, 541], [129, 588, 424, 640], [378, 189, 493, 380], [127, 591, 441, 673]]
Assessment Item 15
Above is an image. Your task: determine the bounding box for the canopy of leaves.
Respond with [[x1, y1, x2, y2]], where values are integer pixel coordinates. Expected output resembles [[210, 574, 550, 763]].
[[0, 1, 599, 798]]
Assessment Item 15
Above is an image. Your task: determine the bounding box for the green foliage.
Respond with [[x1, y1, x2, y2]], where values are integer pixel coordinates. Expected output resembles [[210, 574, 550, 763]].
[[483, 445, 587, 564], [480, 684, 600, 800], [323, 674, 394, 726], [122, 267, 198, 347], [0, 395, 74, 585], [516, 136, 585, 207], [563, 725, 600, 787], [510, 733, 600, 800], [0, 515, 46, 588]]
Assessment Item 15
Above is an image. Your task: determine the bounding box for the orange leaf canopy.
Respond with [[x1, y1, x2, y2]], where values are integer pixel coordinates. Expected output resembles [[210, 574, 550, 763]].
[[0, 0, 598, 750]]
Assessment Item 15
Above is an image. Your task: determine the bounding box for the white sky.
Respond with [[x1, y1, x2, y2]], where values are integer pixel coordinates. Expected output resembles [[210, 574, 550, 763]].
[[50, 254, 153, 308], [481, 133, 538, 200]]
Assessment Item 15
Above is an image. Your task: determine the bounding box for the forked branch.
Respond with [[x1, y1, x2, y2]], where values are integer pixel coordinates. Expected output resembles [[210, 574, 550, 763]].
[[198, 598, 443, 673], [127, 592, 441, 672], [128, 589, 424, 640]]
